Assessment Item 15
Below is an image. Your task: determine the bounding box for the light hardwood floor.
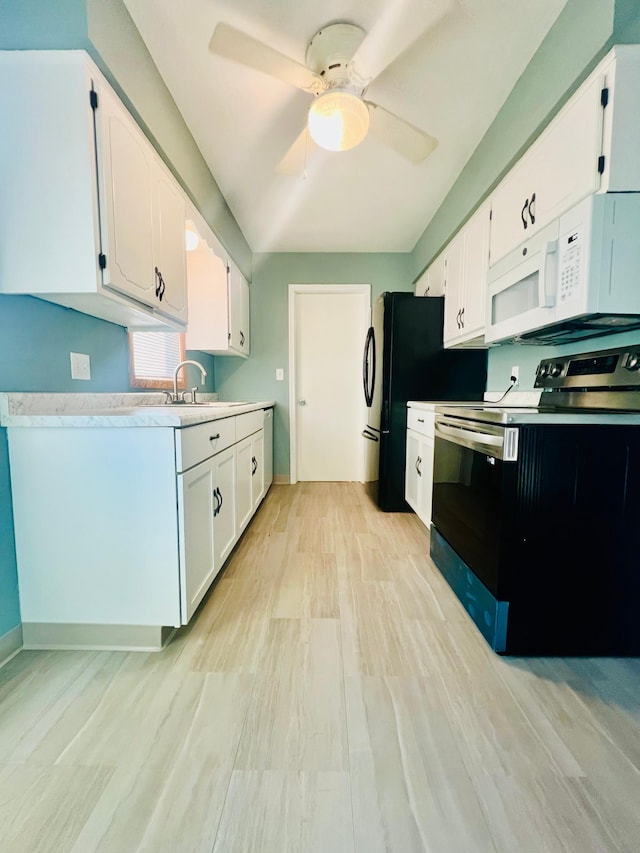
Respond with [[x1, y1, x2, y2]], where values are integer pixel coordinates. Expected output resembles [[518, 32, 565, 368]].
[[1, 482, 639, 852]]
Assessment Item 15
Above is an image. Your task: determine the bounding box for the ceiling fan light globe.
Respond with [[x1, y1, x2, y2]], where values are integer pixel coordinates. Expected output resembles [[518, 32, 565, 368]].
[[308, 91, 369, 152]]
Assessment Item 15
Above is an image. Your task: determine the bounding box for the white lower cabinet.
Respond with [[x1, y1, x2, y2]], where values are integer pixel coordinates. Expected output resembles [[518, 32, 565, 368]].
[[6, 407, 273, 646], [236, 436, 254, 533], [178, 457, 217, 624], [212, 445, 238, 570], [251, 430, 265, 512], [405, 408, 435, 529]]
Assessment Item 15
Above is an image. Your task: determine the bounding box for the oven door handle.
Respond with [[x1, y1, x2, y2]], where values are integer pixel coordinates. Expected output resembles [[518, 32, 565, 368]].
[[435, 419, 519, 461]]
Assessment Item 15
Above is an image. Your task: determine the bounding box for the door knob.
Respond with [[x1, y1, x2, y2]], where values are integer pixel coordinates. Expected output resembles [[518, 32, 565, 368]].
[[298, 399, 307, 406]]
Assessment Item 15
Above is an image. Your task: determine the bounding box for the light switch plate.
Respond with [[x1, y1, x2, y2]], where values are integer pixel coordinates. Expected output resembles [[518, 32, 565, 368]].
[[276, 368, 284, 381], [70, 352, 91, 381]]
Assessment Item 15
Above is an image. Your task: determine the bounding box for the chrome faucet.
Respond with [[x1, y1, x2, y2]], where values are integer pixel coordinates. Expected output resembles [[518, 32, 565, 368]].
[[170, 359, 207, 403]]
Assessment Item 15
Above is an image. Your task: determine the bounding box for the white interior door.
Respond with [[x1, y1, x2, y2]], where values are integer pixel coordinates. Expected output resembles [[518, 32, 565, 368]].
[[291, 286, 369, 482]]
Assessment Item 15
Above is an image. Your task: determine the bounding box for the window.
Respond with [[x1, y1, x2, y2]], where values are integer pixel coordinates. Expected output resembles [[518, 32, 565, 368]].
[[128, 332, 186, 389]]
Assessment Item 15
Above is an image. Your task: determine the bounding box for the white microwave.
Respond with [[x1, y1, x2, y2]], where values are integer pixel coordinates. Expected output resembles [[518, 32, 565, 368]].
[[485, 194, 640, 344]]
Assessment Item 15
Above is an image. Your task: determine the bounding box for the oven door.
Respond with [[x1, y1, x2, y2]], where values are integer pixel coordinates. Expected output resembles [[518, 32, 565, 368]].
[[431, 415, 518, 597]]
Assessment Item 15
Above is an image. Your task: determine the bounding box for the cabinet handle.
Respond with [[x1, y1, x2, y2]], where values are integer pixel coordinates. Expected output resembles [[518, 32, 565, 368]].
[[521, 198, 529, 229], [528, 192, 536, 225], [209, 433, 221, 441], [456, 309, 461, 329], [460, 306, 465, 328], [218, 487, 223, 513], [252, 455, 257, 475], [154, 268, 166, 301], [417, 418, 424, 423], [239, 331, 245, 347], [416, 456, 422, 476], [213, 487, 221, 517]]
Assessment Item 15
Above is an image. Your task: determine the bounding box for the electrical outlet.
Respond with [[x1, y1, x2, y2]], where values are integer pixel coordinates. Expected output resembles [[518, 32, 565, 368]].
[[276, 368, 284, 381], [511, 365, 519, 384], [70, 352, 91, 381]]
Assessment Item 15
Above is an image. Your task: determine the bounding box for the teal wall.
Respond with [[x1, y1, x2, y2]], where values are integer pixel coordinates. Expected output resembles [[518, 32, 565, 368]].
[[214, 253, 413, 476]]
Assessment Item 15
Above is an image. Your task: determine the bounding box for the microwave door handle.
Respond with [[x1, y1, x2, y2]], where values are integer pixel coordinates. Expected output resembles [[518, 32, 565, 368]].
[[539, 239, 558, 308]]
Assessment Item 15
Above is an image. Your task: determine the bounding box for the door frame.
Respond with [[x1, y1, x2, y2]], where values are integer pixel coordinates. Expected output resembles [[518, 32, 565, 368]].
[[288, 283, 371, 485]]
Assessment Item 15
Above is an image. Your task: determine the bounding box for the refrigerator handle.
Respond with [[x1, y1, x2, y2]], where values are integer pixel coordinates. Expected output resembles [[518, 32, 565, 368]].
[[362, 326, 375, 407]]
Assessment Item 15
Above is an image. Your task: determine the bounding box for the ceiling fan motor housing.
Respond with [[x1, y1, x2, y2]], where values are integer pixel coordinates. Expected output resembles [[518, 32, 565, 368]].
[[305, 23, 367, 93]]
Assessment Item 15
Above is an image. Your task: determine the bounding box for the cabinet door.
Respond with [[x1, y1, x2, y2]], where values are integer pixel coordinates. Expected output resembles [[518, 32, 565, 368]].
[[214, 445, 237, 570], [235, 435, 253, 532], [95, 81, 156, 305], [251, 429, 265, 511], [415, 252, 445, 297], [228, 262, 250, 356], [490, 71, 604, 266], [185, 239, 230, 352], [461, 202, 491, 338], [405, 429, 421, 513], [153, 163, 188, 323], [417, 436, 434, 529], [263, 408, 274, 490], [442, 232, 465, 345], [178, 459, 216, 624]]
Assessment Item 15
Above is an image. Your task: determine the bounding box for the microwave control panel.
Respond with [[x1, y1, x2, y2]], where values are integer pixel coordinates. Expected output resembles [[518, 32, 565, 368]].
[[557, 225, 583, 303]]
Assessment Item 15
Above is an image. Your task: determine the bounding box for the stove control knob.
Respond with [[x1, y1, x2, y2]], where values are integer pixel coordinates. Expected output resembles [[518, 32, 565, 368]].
[[538, 364, 549, 378], [549, 363, 563, 378], [625, 353, 640, 371]]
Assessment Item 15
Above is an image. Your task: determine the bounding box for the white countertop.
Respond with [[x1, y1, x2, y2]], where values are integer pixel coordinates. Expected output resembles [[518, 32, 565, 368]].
[[0, 393, 275, 428]]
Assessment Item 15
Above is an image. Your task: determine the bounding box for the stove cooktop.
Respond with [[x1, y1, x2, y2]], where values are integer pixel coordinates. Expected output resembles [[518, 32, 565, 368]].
[[436, 403, 640, 426]]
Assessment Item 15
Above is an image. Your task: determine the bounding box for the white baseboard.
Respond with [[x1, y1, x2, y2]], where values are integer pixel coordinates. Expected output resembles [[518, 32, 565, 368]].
[[22, 622, 176, 652], [0, 624, 23, 668]]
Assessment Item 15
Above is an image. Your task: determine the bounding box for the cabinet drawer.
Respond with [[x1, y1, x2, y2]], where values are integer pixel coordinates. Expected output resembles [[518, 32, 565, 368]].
[[176, 416, 236, 472], [235, 409, 263, 441], [407, 408, 434, 437]]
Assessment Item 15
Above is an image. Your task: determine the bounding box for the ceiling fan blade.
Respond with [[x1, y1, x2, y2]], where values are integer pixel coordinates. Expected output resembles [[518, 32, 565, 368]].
[[210, 23, 323, 93], [351, 0, 454, 84], [276, 127, 315, 176], [366, 102, 438, 163]]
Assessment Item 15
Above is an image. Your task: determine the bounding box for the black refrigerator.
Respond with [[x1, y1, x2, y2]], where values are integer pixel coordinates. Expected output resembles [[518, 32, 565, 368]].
[[363, 292, 487, 512]]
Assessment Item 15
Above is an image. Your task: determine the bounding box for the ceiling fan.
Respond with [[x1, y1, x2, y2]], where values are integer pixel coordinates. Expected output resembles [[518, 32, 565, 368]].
[[209, 21, 438, 172]]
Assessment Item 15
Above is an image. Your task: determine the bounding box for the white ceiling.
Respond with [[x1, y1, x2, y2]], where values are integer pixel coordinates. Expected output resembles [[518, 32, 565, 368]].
[[124, 0, 568, 254]]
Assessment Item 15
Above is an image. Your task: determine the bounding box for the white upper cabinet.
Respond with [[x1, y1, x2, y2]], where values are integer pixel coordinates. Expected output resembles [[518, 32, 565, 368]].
[[0, 50, 187, 330], [442, 231, 465, 344], [443, 201, 491, 348], [185, 212, 251, 358], [228, 260, 251, 356], [415, 251, 445, 297], [152, 164, 188, 322], [490, 45, 640, 266]]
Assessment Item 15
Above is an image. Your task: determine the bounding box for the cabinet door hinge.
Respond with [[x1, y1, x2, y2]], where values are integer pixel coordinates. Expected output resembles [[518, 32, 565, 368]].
[[600, 87, 609, 108], [597, 155, 606, 175], [98, 253, 107, 270], [90, 90, 98, 110]]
